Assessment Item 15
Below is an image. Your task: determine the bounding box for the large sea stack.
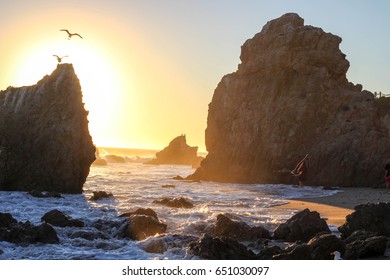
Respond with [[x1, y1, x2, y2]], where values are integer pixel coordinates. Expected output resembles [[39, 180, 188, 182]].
[[0, 64, 96, 193], [190, 13, 390, 187]]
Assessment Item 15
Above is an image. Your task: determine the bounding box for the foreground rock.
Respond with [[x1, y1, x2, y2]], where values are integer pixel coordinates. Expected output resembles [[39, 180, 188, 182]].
[[118, 214, 167, 241], [273, 233, 345, 260], [0, 64, 95, 193], [188, 235, 257, 260], [338, 202, 390, 239], [145, 135, 203, 167], [153, 197, 194, 208], [41, 209, 84, 227], [189, 13, 390, 187], [89, 191, 113, 201], [0, 212, 59, 244], [273, 209, 330, 242], [213, 214, 271, 241]]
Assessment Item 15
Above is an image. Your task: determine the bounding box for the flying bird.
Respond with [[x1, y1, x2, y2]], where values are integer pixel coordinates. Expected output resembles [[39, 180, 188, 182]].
[[60, 29, 83, 39], [53, 55, 68, 64]]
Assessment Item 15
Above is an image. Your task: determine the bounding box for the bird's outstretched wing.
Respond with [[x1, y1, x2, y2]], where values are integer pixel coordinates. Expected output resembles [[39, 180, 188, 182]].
[[53, 55, 60, 58], [73, 33, 83, 39], [60, 29, 71, 35]]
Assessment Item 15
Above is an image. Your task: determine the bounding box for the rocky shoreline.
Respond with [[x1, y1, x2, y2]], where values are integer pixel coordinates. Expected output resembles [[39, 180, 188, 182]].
[[1, 190, 389, 260]]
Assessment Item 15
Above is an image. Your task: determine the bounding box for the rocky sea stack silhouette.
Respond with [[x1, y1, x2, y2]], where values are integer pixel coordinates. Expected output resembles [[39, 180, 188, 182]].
[[146, 135, 203, 167], [0, 64, 95, 193], [189, 13, 390, 187]]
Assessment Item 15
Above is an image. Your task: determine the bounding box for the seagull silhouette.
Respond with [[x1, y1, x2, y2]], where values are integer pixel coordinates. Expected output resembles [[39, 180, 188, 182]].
[[53, 55, 68, 64], [60, 29, 83, 39]]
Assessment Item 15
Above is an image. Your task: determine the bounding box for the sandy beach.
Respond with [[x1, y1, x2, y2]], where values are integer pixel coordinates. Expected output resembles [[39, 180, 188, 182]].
[[275, 187, 390, 226]]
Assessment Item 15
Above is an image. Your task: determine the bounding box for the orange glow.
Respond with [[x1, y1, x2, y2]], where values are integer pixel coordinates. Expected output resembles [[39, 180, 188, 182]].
[[0, 5, 208, 152]]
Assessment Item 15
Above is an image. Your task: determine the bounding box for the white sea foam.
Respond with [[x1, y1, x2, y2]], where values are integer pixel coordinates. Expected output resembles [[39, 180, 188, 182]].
[[0, 160, 340, 260]]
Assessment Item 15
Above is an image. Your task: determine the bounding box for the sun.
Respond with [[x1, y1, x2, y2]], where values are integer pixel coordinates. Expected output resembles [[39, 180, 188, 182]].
[[12, 38, 125, 147]]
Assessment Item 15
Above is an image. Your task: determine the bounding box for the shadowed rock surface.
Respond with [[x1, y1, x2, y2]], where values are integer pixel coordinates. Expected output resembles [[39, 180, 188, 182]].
[[273, 208, 330, 242], [41, 209, 84, 228], [0, 64, 95, 193], [189, 13, 390, 187], [0, 212, 59, 244], [338, 202, 390, 239], [188, 234, 257, 260]]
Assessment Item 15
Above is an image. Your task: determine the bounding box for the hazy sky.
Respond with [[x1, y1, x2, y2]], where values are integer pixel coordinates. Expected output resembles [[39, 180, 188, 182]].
[[1, 0, 389, 151]]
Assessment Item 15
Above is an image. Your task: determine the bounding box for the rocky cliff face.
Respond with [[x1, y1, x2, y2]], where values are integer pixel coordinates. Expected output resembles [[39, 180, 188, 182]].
[[0, 64, 95, 193], [190, 13, 390, 187], [146, 135, 202, 167]]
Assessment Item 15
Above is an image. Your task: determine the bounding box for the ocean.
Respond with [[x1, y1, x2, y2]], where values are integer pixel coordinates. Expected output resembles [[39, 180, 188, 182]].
[[0, 148, 339, 260]]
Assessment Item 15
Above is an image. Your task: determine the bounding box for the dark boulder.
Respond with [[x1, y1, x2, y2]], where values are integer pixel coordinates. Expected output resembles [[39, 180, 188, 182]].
[[121, 214, 167, 241], [119, 208, 158, 219], [153, 197, 194, 208], [272, 243, 311, 260], [344, 235, 388, 259], [89, 191, 113, 201], [213, 214, 271, 241], [188, 235, 257, 260], [257, 245, 283, 260], [273, 209, 330, 242], [41, 209, 84, 227], [0, 213, 59, 244], [338, 202, 390, 239], [307, 233, 345, 260]]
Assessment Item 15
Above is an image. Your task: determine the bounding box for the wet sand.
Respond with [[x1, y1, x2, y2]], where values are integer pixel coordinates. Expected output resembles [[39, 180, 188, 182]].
[[275, 187, 390, 226]]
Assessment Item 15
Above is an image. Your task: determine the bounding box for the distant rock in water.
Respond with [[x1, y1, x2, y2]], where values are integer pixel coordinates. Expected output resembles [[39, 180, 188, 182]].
[[145, 135, 203, 167], [189, 13, 390, 187], [0, 64, 95, 193]]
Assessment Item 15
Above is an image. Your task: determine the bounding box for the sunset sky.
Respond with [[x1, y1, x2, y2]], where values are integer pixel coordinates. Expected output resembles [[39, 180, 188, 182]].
[[1, 0, 389, 151]]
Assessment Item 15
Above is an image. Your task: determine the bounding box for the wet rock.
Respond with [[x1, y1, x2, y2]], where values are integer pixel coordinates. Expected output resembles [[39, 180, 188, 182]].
[[139, 234, 198, 254], [41, 209, 84, 228], [145, 135, 202, 166], [69, 230, 109, 241], [344, 230, 376, 244], [273, 209, 330, 242], [213, 214, 271, 241], [121, 215, 167, 241], [89, 191, 113, 201], [28, 190, 63, 198], [153, 197, 194, 208], [0, 64, 95, 193], [0, 212, 59, 244], [344, 235, 388, 260], [272, 243, 311, 260], [338, 202, 390, 239], [257, 245, 283, 260], [0, 212, 18, 227], [189, 13, 390, 188], [119, 208, 158, 219], [188, 235, 257, 260], [307, 233, 345, 260], [172, 175, 184, 180]]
